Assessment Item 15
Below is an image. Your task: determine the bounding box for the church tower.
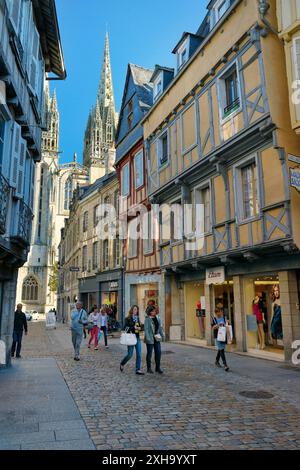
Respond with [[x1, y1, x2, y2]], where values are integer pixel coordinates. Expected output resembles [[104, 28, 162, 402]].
[[83, 33, 118, 183]]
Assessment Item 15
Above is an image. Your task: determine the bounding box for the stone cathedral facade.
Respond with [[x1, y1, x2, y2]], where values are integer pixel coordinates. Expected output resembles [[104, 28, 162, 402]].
[[16, 86, 88, 314], [83, 33, 118, 184]]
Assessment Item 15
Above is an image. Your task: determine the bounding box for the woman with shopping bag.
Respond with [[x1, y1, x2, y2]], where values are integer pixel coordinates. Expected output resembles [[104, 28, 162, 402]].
[[120, 306, 144, 375], [211, 308, 229, 372], [87, 307, 101, 350]]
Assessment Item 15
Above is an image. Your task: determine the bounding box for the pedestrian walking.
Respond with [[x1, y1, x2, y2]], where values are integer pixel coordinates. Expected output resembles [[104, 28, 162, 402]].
[[88, 307, 101, 350], [85, 304, 97, 340], [99, 307, 109, 349], [212, 308, 230, 372], [11, 304, 28, 359], [144, 305, 164, 374], [70, 301, 88, 361], [120, 305, 144, 375]]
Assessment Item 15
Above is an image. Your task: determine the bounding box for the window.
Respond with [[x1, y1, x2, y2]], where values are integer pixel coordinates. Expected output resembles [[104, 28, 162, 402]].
[[94, 205, 100, 227], [128, 220, 138, 258], [153, 74, 163, 101], [211, 0, 230, 28], [22, 276, 39, 302], [218, 63, 241, 120], [196, 186, 212, 233], [92, 242, 98, 270], [114, 237, 121, 267], [143, 211, 154, 254], [82, 245, 88, 271], [157, 132, 169, 167], [121, 163, 130, 196], [114, 190, 119, 216], [103, 240, 109, 269], [241, 163, 259, 220], [293, 37, 300, 80], [134, 150, 144, 189], [83, 211, 88, 232], [177, 43, 188, 71]]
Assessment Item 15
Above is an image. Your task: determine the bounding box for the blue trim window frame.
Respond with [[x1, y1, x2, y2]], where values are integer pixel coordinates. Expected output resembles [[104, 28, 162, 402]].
[[233, 153, 261, 225], [194, 180, 213, 236], [134, 149, 144, 189], [217, 59, 242, 124], [180, 100, 198, 156], [121, 162, 130, 197]]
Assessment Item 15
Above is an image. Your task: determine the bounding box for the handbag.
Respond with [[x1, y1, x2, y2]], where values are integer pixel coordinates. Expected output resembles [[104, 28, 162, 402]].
[[120, 328, 137, 346], [154, 334, 162, 342], [217, 326, 227, 342], [87, 323, 94, 332]]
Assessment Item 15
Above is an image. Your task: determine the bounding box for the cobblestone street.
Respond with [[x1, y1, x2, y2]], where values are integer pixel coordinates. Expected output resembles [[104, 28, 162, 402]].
[[1, 320, 300, 450]]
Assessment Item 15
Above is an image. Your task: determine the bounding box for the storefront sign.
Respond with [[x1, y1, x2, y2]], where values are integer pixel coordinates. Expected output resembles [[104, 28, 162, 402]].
[[206, 267, 225, 285], [70, 267, 80, 272], [290, 167, 300, 193], [109, 281, 119, 290]]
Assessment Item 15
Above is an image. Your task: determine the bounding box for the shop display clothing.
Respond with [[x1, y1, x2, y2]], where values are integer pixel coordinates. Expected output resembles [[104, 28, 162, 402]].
[[252, 302, 263, 323], [271, 303, 283, 340]]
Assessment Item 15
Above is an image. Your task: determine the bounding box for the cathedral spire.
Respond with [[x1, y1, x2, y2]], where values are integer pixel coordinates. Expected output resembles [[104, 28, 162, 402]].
[[83, 32, 118, 183]]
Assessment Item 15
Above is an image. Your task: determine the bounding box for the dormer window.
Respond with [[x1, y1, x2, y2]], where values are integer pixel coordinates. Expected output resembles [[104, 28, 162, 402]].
[[177, 40, 189, 71], [211, 0, 230, 29], [153, 74, 163, 101]]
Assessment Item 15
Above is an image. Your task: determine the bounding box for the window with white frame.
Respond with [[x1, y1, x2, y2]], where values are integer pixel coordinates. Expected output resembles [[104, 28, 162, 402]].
[[211, 0, 230, 29], [94, 205, 100, 227], [241, 163, 259, 220], [195, 186, 212, 233], [128, 219, 138, 258], [114, 237, 121, 267], [153, 74, 163, 101], [177, 40, 188, 71], [157, 132, 169, 167], [218, 62, 241, 120], [134, 150, 144, 189], [121, 163, 130, 196], [143, 211, 154, 254], [234, 158, 259, 222], [293, 37, 300, 80]]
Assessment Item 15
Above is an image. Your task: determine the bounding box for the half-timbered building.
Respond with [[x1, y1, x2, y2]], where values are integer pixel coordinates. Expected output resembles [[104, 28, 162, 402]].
[[142, 0, 300, 362]]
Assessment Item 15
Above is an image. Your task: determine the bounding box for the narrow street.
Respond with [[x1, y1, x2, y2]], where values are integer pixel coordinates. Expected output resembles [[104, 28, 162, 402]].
[[0, 320, 299, 450]]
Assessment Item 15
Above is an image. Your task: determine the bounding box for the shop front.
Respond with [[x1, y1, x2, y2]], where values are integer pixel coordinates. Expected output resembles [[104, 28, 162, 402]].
[[79, 277, 98, 313], [124, 273, 162, 324], [184, 281, 206, 342], [97, 269, 123, 326]]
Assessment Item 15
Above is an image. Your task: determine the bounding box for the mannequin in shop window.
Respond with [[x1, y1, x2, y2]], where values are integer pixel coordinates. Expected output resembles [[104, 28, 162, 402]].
[[271, 285, 283, 344], [252, 294, 265, 350], [196, 300, 205, 339]]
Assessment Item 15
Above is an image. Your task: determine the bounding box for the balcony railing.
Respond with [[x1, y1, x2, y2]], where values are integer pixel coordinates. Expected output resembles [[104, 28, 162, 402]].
[[0, 173, 10, 235], [11, 199, 33, 246], [224, 97, 240, 118]]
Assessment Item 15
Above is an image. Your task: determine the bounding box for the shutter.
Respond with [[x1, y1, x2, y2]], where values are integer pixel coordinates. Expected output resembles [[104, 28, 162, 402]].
[[10, 122, 21, 188], [294, 37, 300, 80], [9, 0, 21, 35], [16, 138, 27, 198], [30, 26, 39, 93]]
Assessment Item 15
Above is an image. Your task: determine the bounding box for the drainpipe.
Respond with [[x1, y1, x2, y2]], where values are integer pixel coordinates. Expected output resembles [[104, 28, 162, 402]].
[[257, 0, 278, 36]]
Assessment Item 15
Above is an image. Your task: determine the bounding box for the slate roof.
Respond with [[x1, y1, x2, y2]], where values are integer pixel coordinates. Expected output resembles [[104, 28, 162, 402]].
[[129, 64, 154, 112]]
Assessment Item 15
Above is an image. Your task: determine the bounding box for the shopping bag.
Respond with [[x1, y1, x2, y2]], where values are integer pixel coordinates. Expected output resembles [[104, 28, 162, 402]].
[[120, 332, 137, 346], [217, 326, 227, 342], [226, 325, 233, 344], [98, 329, 102, 342]]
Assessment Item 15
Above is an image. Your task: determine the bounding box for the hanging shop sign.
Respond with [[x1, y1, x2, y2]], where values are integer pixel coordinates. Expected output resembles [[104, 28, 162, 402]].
[[109, 281, 119, 290], [206, 266, 225, 285], [290, 167, 300, 193]]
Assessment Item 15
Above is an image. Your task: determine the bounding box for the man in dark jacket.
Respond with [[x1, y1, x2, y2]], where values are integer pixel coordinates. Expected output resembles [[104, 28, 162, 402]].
[[11, 304, 28, 359]]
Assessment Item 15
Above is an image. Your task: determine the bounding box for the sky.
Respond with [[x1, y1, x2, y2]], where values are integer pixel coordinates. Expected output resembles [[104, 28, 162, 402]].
[[54, 0, 208, 164]]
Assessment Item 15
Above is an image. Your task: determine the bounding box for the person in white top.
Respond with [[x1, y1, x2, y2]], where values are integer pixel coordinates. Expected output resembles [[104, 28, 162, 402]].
[[100, 307, 109, 349], [88, 306, 101, 350]]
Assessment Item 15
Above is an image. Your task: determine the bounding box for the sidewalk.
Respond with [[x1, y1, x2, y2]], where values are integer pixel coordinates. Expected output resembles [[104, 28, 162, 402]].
[[0, 357, 95, 450]]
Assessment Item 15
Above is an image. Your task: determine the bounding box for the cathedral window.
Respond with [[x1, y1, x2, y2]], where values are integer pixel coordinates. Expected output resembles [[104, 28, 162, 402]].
[[37, 166, 45, 239], [22, 276, 39, 302], [64, 179, 72, 211]]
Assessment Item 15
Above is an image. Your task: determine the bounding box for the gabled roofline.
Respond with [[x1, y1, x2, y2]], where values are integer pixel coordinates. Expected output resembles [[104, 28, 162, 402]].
[[172, 32, 202, 54]]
